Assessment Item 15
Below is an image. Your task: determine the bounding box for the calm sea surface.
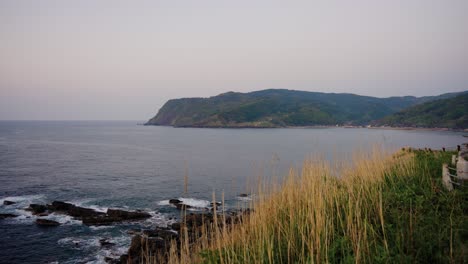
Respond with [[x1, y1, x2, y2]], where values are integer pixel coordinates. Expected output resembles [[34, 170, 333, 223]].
[[0, 121, 465, 263]]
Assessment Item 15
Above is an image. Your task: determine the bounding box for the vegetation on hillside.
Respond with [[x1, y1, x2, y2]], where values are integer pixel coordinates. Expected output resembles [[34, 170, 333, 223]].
[[155, 148, 467, 263], [375, 93, 468, 129], [145, 89, 465, 128]]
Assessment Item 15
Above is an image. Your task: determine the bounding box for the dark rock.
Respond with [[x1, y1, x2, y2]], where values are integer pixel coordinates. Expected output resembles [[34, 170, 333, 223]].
[[175, 203, 193, 210], [119, 255, 129, 264], [128, 235, 169, 263], [48, 201, 104, 218], [104, 257, 118, 264], [69, 206, 104, 218], [0, 213, 18, 219], [238, 193, 249, 197], [36, 212, 49, 217], [171, 222, 181, 231], [143, 228, 178, 241], [48, 201, 74, 211], [100, 238, 116, 247], [211, 202, 222, 207], [169, 199, 182, 205], [127, 229, 141, 235], [36, 219, 60, 226], [82, 209, 151, 226], [184, 213, 213, 227], [107, 209, 151, 220], [3, 200, 15, 205], [27, 204, 47, 215], [128, 235, 143, 261], [170, 213, 214, 231]]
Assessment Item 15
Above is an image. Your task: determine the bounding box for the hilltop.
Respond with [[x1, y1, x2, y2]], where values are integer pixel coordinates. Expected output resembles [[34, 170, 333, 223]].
[[145, 89, 466, 128]]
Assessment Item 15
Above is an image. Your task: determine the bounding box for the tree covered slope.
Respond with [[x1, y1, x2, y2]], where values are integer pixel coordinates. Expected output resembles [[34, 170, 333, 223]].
[[145, 89, 466, 128], [375, 93, 468, 129]]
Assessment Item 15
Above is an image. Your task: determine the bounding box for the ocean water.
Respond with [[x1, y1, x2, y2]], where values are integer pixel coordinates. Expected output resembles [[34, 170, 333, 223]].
[[0, 121, 465, 263]]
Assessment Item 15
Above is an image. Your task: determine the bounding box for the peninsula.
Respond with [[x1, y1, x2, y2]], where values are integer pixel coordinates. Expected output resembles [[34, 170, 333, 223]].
[[146, 89, 467, 129]]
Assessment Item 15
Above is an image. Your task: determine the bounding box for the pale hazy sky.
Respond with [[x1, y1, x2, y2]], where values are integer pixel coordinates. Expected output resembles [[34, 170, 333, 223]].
[[1, 0, 467, 120]]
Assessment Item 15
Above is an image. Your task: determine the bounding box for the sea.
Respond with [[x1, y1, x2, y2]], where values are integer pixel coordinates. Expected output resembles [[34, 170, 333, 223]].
[[0, 121, 465, 263]]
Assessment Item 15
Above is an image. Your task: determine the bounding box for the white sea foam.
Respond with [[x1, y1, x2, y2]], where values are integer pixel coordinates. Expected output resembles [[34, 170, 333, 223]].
[[236, 194, 255, 201], [58, 236, 101, 250], [71, 199, 109, 213], [89, 225, 114, 231], [0, 194, 45, 205], [143, 211, 177, 227], [158, 198, 211, 208], [43, 213, 82, 225], [59, 234, 130, 264], [157, 197, 215, 211], [157, 200, 170, 206], [179, 198, 210, 208]]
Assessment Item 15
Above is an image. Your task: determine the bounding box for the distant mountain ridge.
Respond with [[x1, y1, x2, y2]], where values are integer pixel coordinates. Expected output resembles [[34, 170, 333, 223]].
[[145, 89, 467, 128]]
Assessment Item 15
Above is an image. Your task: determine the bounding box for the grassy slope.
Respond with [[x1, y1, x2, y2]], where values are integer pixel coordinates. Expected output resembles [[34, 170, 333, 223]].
[[165, 149, 467, 263], [376, 93, 468, 129]]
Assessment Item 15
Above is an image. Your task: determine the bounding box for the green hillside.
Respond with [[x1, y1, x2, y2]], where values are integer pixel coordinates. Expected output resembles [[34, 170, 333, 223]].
[[375, 93, 468, 129], [145, 89, 466, 128]]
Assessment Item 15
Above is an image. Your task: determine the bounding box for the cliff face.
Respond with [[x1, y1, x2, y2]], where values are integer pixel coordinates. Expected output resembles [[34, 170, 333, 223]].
[[145, 89, 467, 128]]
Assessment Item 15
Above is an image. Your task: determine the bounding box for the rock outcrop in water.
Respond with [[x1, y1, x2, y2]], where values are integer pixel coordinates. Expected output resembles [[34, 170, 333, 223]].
[[24, 201, 152, 226], [82, 209, 151, 226], [3, 200, 15, 205], [27, 204, 48, 215], [36, 219, 60, 226], [0, 213, 18, 219]]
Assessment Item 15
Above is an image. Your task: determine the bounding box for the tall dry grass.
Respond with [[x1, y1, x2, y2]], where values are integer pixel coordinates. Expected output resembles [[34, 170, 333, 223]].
[[161, 148, 420, 264]]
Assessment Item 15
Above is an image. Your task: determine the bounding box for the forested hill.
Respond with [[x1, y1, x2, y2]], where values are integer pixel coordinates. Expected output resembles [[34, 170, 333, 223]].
[[374, 93, 468, 129], [145, 89, 466, 128]]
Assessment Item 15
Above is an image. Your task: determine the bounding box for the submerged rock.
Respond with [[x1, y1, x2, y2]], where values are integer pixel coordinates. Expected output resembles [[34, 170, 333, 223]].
[[36, 219, 60, 226], [0, 213, 18, 219], [99, 238, 116, 247], [175, 203, 194, 210], [104, 257, 119, 264], [169, 199, 182, 205], [3, 200, 15, 205], [211, 201, 222, 207]]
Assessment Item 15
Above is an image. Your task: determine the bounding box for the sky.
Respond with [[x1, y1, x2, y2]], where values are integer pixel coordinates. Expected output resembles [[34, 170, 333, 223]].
[[0, 0, 467, 120]]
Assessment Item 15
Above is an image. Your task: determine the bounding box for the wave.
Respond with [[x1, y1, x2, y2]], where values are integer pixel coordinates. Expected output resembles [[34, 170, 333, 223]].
[[236, 194, 255, 201], [59, 234, 130, 264], [0, 194, 45, 206], [179, 198, 211, 208], [143, 211, 176, 228], [71, 199, 109, 213], [158, 197, 211, 210]]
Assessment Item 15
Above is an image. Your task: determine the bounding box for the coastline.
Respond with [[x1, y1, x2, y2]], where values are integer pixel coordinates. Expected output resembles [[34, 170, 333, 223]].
[[145, 123, 467, 132]]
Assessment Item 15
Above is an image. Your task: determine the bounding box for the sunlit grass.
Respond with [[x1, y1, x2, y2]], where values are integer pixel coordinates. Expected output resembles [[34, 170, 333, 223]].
[[150, 148, 466, 263]]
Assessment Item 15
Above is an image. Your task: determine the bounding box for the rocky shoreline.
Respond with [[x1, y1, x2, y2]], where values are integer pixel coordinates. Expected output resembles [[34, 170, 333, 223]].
[[2, 198, 251, 264]]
